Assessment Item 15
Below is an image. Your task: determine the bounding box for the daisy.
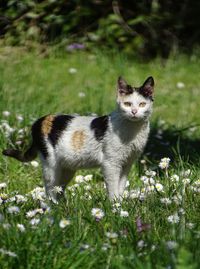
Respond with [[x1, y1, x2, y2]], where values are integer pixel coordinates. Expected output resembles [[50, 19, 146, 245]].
[[91, 208, 105, 220]]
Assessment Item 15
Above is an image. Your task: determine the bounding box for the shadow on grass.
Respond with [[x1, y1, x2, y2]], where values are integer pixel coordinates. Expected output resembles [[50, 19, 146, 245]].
[[145, 123, 200, 164]]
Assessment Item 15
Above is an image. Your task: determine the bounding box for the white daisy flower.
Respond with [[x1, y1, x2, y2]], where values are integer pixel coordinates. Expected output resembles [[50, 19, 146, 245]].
[[145, 170, 156, 177], [91, 208, 105, 220], [160, 198, 172, 205], [68, 67, 77, 74], [30, 218, 40, 226], [120, 210, 129, 217], [7, 206, 20, 214], [158, 157, 170, 169], [84, 175, 93, 182], [2, 111, 10, 117], [78, 92, 86, 98], [15, 194, 27, 204], [176, 82, 185, 89], [0, 248, 17, 257], [0, 182, 7, 189], [30, 160, 39, 167], [182, 178, 191, 185], [167, 213, 180, 224], [53, 186, 63, 194], [166, 241, 178, 249], [155, 183, 164, 192], [105, 232, 118, 239], [17, 223, 25, 232], [170, 174, 180, 182], [75, 175, 84, 184], [59, 219, 71, 228], [16, 115, 23, 122]]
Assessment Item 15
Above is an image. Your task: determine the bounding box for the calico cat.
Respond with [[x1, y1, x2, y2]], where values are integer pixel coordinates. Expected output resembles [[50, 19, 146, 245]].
[[3, 76, 154, 202]]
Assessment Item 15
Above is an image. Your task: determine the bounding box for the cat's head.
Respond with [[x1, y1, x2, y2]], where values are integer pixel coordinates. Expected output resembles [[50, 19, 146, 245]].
[[116, 76, 154, 122]]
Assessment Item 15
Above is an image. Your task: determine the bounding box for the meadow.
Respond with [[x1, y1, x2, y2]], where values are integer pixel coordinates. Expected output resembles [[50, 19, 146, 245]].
[[0, 46, 200, 269]]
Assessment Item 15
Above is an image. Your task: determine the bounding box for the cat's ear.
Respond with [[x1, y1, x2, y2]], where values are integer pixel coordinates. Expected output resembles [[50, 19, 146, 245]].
[[117, 76, 133, 95], [140, 76, 154, 98]]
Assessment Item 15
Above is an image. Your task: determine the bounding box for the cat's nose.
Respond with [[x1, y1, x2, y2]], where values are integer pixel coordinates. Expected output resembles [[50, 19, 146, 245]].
[[132, 109, 138, 115]]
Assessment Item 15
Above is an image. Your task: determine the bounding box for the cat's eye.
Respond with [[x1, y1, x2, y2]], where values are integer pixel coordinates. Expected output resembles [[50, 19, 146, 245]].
[[139, 102, 146, 107], [124, 102, 132, 107]]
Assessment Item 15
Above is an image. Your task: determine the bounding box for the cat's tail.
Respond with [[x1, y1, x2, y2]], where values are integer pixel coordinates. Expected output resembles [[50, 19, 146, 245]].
[[2, 143, 37, 162]]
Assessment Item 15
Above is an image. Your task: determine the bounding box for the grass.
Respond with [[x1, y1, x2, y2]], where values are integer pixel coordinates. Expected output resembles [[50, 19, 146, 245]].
[[0, 46, 200, 269]]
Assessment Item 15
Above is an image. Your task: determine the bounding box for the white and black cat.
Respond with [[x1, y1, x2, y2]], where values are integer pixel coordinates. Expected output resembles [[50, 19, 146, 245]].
[[3, 76, 154, 202]]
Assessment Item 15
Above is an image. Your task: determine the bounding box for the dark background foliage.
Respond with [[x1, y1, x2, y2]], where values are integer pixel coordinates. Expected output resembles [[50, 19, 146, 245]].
[[0, 0, 200, 57]]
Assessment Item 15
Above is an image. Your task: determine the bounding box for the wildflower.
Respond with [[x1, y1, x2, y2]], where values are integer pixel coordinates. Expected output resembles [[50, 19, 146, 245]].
[[105, 232, 118, 239], [83, 192, 92, 200], [120, 210, 129, 217], [129, 189, 140, 199], [75, 175, 84, 184], [26, 208, 43, 218], [126, 180, 130, 188], [2, 223, 11, 229], [145, 170, 156, 177], [155, 183, 164, 192], [16, 115, 23, 121], [0, 182, 7, 189], [182, 178, 191, 185], [140, 159, 146, 164], [59, 219, 71, 228], [30, 218, 40, 226], [172, 194, 182, 205], [53, 186, 63, 194], [2, 111, 10, 117], [80, 244, 90, 251], [68, 68, 77, 74], [170, 174, 179, 182], [167, 213, 180, 224], [101, 243, 110, 251], [145, 185, 155, 192], [137, 240, 146, 249], [30, 160, 39, 167], [66, 43, 85, 51], [136, 217, 151, 233], [122, 190, 129, 198], [159, 157, 170, 169], [141, 176, 155, 185], [176, 82, 185, 89], [30, 187, 46, 201], [17, 224, 25, 232], [181, 169, 191, 177], [84, 175, 93, 182], [84, 185, 91, 191], [15, 194, 27, 204], [160, 198, 172, 205], [91, 208, 105, 220], [0, 248, 17, 257], [186, 222, 195, 229], [78, 92, 86, 98], [7, 206, 20, 214], [0, 193, 8, 202], [166, 241, 178, 250]]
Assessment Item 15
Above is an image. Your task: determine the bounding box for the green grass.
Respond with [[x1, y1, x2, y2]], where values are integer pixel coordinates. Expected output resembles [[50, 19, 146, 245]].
[[0, 47, 200, 269]]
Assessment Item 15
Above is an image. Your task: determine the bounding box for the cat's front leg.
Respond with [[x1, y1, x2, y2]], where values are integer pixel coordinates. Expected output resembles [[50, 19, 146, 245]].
[[102, 163, 121, 201], [119, 162, 133, 198]]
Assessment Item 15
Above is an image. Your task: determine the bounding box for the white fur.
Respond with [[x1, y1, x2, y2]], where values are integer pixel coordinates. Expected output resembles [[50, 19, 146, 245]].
[[42, 88, 153, 202]]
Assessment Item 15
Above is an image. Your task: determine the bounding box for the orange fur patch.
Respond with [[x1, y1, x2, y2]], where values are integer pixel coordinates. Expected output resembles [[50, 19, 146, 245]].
[[72, 130, 86, 151], [41, 115, 55, 135]]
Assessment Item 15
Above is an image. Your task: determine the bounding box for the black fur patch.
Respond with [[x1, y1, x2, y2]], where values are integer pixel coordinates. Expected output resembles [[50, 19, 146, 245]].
[[48, 115, 74, 147], [90, 115, 109, 141], [32, 116, 48, 158]]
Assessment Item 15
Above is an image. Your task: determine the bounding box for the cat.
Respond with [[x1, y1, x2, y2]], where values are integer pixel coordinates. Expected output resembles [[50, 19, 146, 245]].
[[3, 76, 154, 203]]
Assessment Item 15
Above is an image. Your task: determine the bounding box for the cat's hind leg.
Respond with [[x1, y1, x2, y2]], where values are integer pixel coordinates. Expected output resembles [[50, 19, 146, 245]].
[[102, 163, 120, 201], [42, 160, 75, 203]]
